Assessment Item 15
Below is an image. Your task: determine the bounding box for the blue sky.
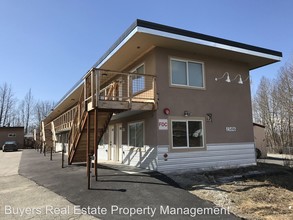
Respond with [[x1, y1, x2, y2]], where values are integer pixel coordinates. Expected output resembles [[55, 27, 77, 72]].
[[0, 0, 292, 102]]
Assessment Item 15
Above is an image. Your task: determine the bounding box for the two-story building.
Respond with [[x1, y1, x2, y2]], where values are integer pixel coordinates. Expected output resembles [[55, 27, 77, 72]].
[[42, 20, 282, 173]]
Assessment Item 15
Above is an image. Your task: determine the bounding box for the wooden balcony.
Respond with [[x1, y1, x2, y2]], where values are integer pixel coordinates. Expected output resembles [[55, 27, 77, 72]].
[[84, 68, 157, 112], [49, 68, 157, 134], [42, 68, 157, 167]]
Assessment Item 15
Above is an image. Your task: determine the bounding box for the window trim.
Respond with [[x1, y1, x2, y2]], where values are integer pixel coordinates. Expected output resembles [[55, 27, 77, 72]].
[[8, 133, 16, 137], [127, 120, 145, 148], [130, 63, 146, 95], [169, 116, 206, 151], [170, 57, 205, 89]]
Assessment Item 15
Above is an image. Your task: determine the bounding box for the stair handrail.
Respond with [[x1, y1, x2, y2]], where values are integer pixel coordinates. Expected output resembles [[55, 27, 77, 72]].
[[68, 88, 85, 160]]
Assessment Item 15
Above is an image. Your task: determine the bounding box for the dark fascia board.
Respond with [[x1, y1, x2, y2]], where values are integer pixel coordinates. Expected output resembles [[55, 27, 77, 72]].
[[136, 19, 282, 58], [53, 20, 139, 110], [54, 20, 139, 110], [92, 19, 282, 70], [53, 19, 282, 112], [253, 122, 266, 128], [91, 20, 138, 69], [0, 126, 24, 129]]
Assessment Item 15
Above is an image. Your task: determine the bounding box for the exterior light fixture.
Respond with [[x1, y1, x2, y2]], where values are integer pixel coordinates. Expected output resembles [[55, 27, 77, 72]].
[[215, 72, 231, 83], [184, 111, 191, 117], [206, 113, 213, 122], [232, 74, 243, 84], [243, 76, 250, 83]]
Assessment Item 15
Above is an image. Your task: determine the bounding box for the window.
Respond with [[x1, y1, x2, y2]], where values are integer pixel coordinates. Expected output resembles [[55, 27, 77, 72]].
[[8, 133, 16, 137], [128, 121, 144, 147], [171, 119, 204, 148], [131, 64, 145, 94], [171, 59, 204, 88]]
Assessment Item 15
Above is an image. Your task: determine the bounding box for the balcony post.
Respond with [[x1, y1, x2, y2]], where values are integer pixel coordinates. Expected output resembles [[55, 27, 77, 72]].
[[95, 69, 100, 108], [91, 69, 95, 108], [128, 74, 133, 109], [83, 79, 87, 112], [153, 76, 158, 109]]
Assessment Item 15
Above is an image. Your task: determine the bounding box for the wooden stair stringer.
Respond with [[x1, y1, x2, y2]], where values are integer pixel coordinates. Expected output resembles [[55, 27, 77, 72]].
[[70, 110, 113, 163]]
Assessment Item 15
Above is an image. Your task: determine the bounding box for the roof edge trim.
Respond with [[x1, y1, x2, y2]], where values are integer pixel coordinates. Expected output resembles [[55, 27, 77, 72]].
[[50, 19, 282, 117], [137, 26, 282, 61], [136, 19, 282, 58]]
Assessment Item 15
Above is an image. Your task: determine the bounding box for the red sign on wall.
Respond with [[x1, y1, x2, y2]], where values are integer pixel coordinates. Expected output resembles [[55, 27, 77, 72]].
[[158, 119, 168, 130]]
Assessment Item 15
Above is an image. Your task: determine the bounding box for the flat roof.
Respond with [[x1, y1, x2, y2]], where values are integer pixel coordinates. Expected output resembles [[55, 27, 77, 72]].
[[45, 19, 282, 124], [92, 19, 282, 69], [0, 126, 24, 129], [253, 122, 266, 128]]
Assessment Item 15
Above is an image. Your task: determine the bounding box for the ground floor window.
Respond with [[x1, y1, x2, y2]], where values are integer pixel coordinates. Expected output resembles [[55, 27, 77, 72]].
[[128, 121, 144, 147], [171, 118, 204, 148]]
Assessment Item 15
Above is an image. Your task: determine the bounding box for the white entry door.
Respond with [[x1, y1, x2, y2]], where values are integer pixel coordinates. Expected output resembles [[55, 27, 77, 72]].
[[108, 124, 122, 162], [108, 125, 115, 161], [115, 123, 122, 162]]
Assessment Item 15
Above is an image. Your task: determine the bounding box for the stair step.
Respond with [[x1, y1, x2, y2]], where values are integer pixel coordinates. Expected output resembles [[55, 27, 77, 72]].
[[69, 111, 113, 164]]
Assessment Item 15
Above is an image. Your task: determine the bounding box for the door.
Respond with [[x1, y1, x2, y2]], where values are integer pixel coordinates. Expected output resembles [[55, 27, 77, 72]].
[[108, 124, 122, 162], [115, 123, 122, 162], [108, 125, 115, 161]]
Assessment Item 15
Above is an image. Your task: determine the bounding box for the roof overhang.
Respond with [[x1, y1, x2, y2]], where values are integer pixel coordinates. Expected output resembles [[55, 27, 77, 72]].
[[92, 19, 282, 71], [44, 19, 282, 124]]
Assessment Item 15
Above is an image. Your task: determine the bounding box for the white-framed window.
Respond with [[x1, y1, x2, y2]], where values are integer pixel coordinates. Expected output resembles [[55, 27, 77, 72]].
[[131, 64, 145, 94], [170, 58, 204, 88], [128, 121, 144, 147], [171, 118, 205, 148]]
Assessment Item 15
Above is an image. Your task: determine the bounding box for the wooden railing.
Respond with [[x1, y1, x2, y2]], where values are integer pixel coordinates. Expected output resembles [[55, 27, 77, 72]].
[[53, 106, 77, 133], [50, 68, 157, 161], [84, 68, 157, 110], [68, 89, 87, 161]]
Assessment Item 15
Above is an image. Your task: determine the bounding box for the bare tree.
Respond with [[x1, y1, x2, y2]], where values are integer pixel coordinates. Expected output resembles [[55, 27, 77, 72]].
[[0, 83, 56, 133], [0, 83, 15, 126], [253, 60, 293, 153], [276, 63, 293, 148], [21, 89, 34, 134], [34, 100, 55, 127]]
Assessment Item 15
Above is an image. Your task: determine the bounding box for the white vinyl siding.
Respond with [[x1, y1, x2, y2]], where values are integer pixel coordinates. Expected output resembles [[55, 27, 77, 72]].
[[170, 58, 204, 88], [157, 143, 256, 173]]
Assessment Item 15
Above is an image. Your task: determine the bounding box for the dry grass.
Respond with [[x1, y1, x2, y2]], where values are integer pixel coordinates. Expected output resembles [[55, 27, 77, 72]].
[[168, 163, 293, 220]]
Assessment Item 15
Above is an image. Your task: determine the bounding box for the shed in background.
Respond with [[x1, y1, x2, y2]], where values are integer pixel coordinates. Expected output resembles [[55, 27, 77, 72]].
[[0, 127, 24, 149], [253, 123, 267, 158]]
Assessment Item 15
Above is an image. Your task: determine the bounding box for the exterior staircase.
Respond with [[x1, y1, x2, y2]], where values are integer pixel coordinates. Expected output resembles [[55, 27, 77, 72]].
[[68, 110, 113, 164], [47, 68, 156, 165]]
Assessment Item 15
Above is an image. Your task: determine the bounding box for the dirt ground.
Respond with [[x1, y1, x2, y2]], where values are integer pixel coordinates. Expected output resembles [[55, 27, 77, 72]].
[[168, 163, 293, 220]]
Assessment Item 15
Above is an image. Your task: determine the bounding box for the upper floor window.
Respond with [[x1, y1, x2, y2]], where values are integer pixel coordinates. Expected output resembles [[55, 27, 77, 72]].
[[131, 64, 145, 94], [170, 58, 204, 88]]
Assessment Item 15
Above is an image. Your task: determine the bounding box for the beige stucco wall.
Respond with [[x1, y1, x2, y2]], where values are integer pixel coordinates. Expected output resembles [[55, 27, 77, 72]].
[[110, 46, 254, 147], [154, 47, 254, 145]]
